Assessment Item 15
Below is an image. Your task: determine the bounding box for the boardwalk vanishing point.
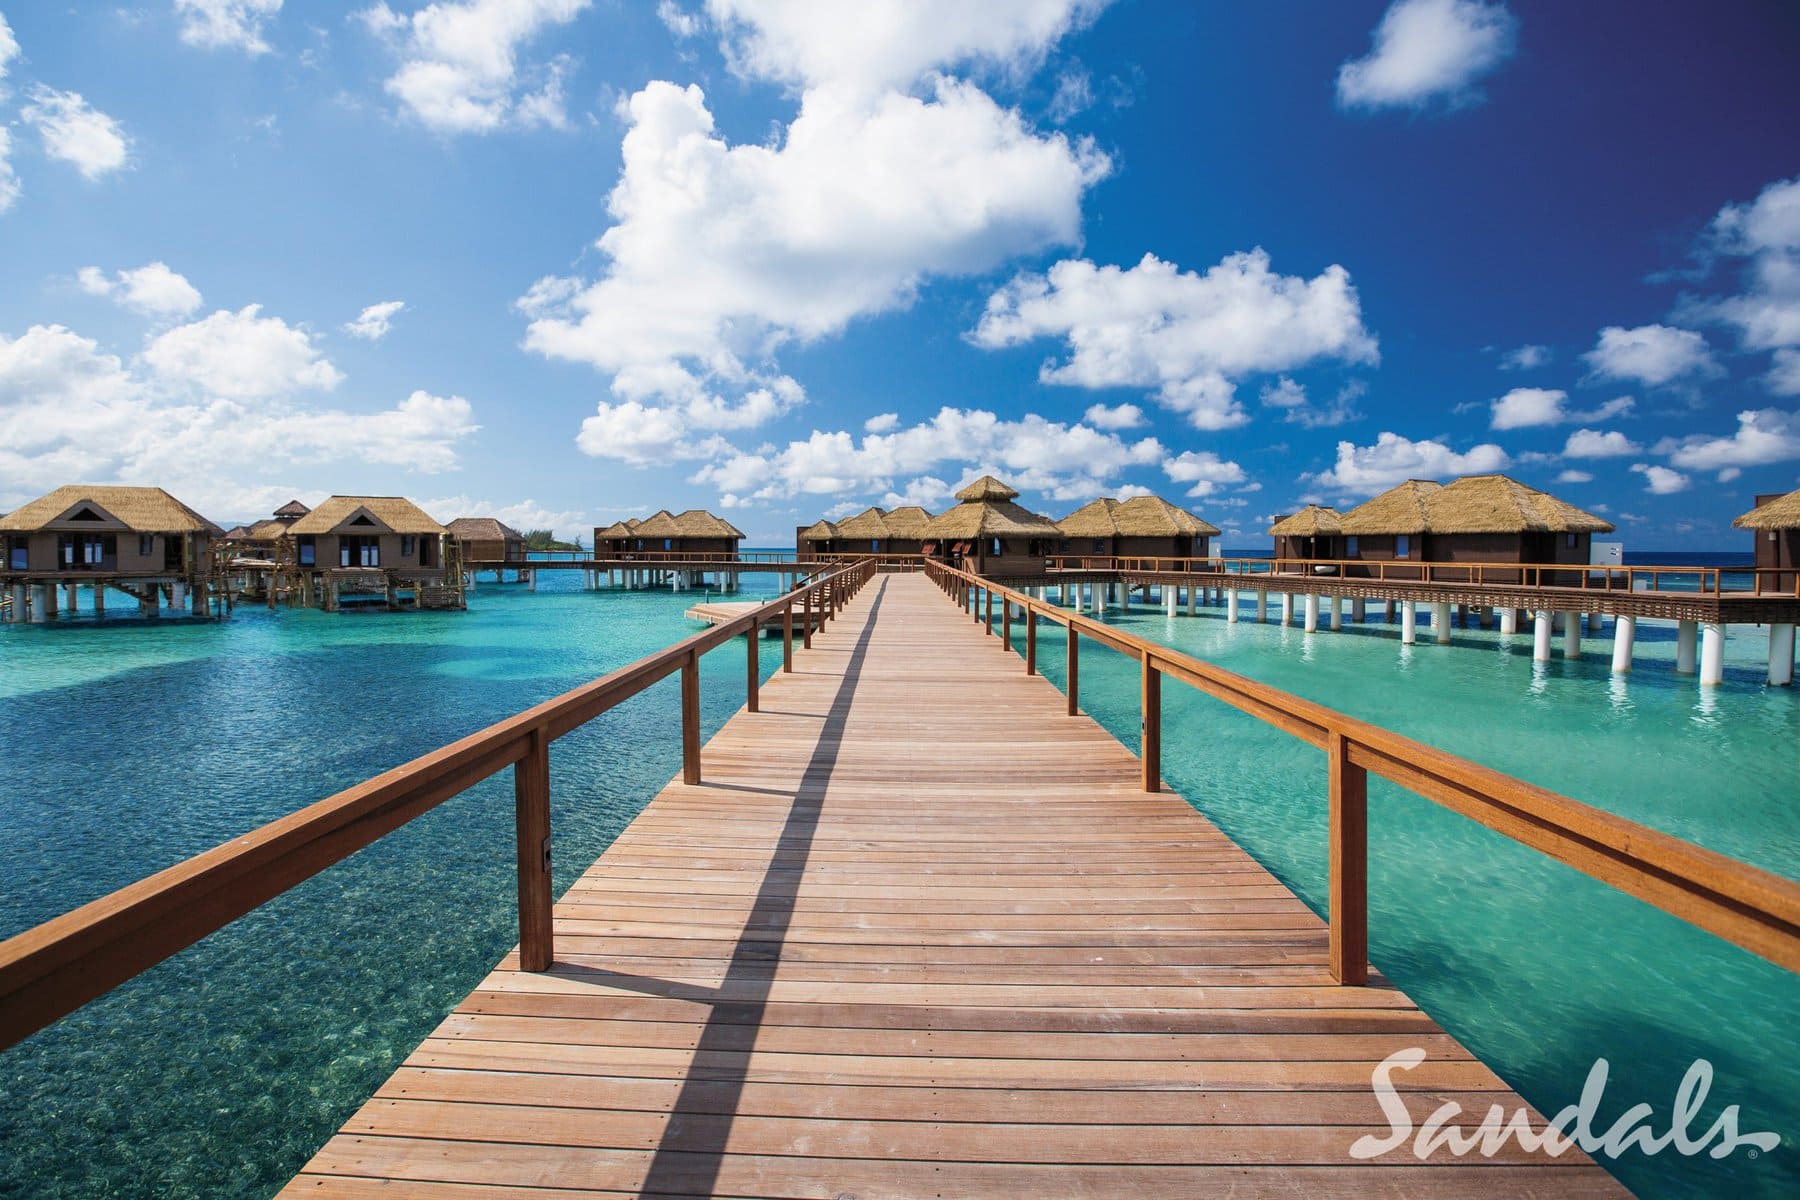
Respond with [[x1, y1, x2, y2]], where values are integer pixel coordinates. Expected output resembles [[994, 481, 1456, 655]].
[[281, 571, 1624, 1196]]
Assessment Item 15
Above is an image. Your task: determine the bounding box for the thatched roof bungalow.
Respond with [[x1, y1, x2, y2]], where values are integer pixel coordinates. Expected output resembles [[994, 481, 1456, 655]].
[[1335, 474, 1612, 579], [1268, 505, 1344, 562], [921, 476, 1061, 578], [222, 499, 312, 562], [282, 496, 450, 572], [595, 510, 743, 558], [1058, 495, 1218, 561], [1, 485, 220, 580], [448, 517, 527, 562], [1734, 488, 1800, 591]]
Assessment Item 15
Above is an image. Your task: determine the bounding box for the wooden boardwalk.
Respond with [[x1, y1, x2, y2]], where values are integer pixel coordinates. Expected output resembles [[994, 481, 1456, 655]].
[[284, 572, 1624, 1198]]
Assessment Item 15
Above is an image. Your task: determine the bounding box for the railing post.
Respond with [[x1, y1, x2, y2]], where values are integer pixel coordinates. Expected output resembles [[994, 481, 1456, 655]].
[[1025, 606, 1037, 675], [681, 649, 702, 785], [1067, 624, 1079, 716], [803, 587, 813, 649], [1002, 595, 1012, 652], [985, 588, 994, 636], [783, 601, 794, 672], [514, 727, 553, 972], [1328, 730, 1369, 986], [1141, 654, 1161, 793], [746, 618, 760, 713]]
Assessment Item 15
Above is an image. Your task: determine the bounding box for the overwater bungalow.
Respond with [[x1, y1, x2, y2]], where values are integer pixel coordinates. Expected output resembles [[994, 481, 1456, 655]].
[[1335, 473, 1612, 580], [221, 499, 311, 563], [1734, 488, 1800, 592], [594, 517, 640, 556], [594, 510, 744, 558], [796, 518, 841, 561], [0, 485, 222, 621], [278, 496, 463, 611], [447, 517, 526, 563], [920, 476, 1062, 578], [1057, 495, 1219, 561], [1269, 504, 1345, 562]]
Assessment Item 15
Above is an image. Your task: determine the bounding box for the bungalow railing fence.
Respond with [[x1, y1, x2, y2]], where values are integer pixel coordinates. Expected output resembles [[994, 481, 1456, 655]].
[[1042, 554, 1800, 597], [926, 560, 1800, 985], [0, 559, 877, 1052]]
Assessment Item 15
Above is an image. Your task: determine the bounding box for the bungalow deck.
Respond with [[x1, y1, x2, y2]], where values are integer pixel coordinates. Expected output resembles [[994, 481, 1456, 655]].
[[281, 572, 1622, 1197]]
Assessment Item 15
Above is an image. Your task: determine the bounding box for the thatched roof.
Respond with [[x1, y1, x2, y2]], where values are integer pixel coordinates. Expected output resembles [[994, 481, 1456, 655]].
[[1734, 488, 1800, 530], [1269, 505, 1343, 537], [832, 507, 891, 539], [883, 506, 934, 537], [595, 520, 635, 538], [800, 519, 840, 541], [0, 485, 220, 534], [955, 475, 1019, 502], [273, 499, 311, 518], [672, 509, 746, 539], [631, 510, 683, 538], [923, 498, 1061, 540], [222, 524, 255, 541], [1060, 495, 1219, 538], [447, 517, 524, 542], [1338, 475, 1611, 535], [284, 496, 447, 536]]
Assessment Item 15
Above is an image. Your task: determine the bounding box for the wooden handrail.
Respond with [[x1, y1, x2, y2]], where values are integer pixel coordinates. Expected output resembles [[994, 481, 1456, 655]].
[[928, 562, 1800, 982], [0, 560, 877, 1052]]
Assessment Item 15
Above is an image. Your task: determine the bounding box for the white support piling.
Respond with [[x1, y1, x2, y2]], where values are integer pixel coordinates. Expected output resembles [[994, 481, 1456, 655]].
[[1166, 587, 1177, 618], [1561, 611, 1582, 659], [1533, 610, 1553, 662], [1351, 596, 1365, 623], [1303, 592, 1319, 633], [1611, 615, 1636, 674], [1700, 623, 1725, 687], [1675, 620, 1698, 674], [6, 583, 23, 623], [1434, 602, 1452, 644], [28, 583, 48, 623], [1401, 602, 1417, 645], [1227, 588, 1239, 623], [1769, 623, 1796, 687], [1279, 593, 1293, 626], [1256, 589, 1267, 623], [1120, 584, 1131, 612], [1330, 593, 1342, 631], [1186, 586, 1196, 616]]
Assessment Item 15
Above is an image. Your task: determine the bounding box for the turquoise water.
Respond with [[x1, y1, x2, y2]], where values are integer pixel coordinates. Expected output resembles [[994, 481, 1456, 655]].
[[1018, 584, 1799, 1198], [0, 565, 1795, 1197]]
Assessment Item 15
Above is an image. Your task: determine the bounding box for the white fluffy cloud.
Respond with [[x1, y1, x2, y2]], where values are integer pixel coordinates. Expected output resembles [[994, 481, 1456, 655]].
[[1258, 375, 1365, 429], [1686, 175, 1800, 381], [1488, 387, 1634, 430], [21, 86, 131, 179], [1562, 428, 1642, 458], [0, 129, 18, 215], [1768, 348, 1800, 396], [1630, 463, 1689, 495], [143, 305, 344, 398], [359, 0, 589, 134], [176, 0, 283, 55], [1305, 431, 1508, 495], [419, 494, 587, 540], [0, 13, 18, 86], [1582, 323, 1717, 387], [1555, 469, 1593, 484], [1163, 449, 1247, 498], [77, 262, 204, 318], [344, 299, 406, 340], [1658, 408, 1800, 475], [1336, 0, 1516, 112], [971, 249, 1377, 431], [1498, 343, 1549, 370], [0, 322, 480, 515], [1083, 402, 1143, 430]]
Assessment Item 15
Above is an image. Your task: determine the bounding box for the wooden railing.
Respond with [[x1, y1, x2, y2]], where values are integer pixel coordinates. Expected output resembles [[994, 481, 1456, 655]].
[[0, 560, 877, 1052], [928, 561, 1800, 985], [1042, 554, 1787, 597]]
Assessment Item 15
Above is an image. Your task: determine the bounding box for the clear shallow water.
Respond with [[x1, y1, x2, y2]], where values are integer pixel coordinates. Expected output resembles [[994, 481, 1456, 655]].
[[0, 566, 1795, 1198], [1022, 586, 1799, 1198]]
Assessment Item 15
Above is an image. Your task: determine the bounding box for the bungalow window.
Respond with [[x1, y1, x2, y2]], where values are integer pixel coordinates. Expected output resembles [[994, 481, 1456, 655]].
[[1345, 536, 1359, 557], [871, 539, 881, 552], [340, 536, 380, 568], [663, 538, 672, 551], [1093, 539, 1106, 553], [1396, 535, 1410, 559], [139, 534, 155, 558], [991, 537, 1003, 556], [401, 535, 417, 558], [1566, 533, 1578, 548], [8, 539, 25, 571], [298, 536, 315, 566]]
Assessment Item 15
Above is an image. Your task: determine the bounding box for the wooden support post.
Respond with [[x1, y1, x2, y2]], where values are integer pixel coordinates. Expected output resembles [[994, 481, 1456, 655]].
[[1328, 730, 1368, 986], [1067, 625, 1080, 716], [514, 728, 553, 972], [681, 650, 702, 785], [1025, 607, 1037, 675], [783, 603, 794, 672], [1002, 597, 1012, 652], [746, 619, 760, 713], [985, 588, 994, 636], [803, 588, 813, 649], [1141, 655, 1161, 793]]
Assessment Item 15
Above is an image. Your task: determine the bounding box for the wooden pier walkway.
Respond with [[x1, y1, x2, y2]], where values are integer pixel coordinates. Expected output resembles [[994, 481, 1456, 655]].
[[283, 572, 1622, 1197]]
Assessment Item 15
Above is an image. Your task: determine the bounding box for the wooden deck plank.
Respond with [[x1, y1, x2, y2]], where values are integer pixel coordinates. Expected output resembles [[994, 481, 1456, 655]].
[[282, 572, 1626, 1197]]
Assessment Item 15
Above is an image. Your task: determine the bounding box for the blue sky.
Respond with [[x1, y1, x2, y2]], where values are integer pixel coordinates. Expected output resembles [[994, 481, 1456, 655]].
[[1, 1, 1797, 548]]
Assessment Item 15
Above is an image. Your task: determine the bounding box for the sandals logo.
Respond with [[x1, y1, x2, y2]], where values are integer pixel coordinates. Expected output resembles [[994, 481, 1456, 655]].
[[1352, 1049, 1781, 1161]]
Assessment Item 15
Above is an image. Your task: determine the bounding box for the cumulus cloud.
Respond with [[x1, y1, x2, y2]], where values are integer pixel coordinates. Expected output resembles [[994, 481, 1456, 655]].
[[21, 86, 131, 179], [0, 13, 18, 88], [1259, 375, 1365, 429], [143, 305, 344, 398], [1562, 427, 1642, 458], [176, 0, 283, 55], [418, 493, 588, 541], [0, 129, 18, 215], [359, 0, 589, 134], [1630, 463, 1688, 495], [0, 322, 480, 513], [344, 299, 406, 340], [1683, 175, 1800, 384], [77, 262, 204, 318], [656, 1, 704, 39], [1498, 343, 1549, 370], [1657, 408, 1800, 476], [1163, 449, 1248, 498], [1083, 401, 1143, 429], [1335, 0, 1516, 112], [863, 412, 900, 433], [1768, 348, 1800, 396], [1488, 387, 1634, 430], [1047, 67, 1093, 123], [1555, 469, 1593, 484], [1582, 323, 1718, 387], [971, 249, 1377, 430], [1304, 431, 1508, 495]]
